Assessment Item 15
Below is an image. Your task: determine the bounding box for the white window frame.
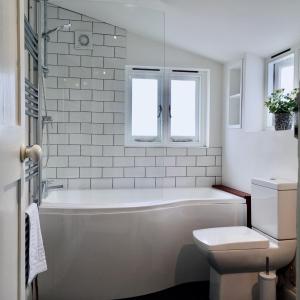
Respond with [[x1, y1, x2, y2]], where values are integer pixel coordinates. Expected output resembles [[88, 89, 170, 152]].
[[265, 51, 296, 128], [125, 66, 210, 147], [125, 68, 164, 145]]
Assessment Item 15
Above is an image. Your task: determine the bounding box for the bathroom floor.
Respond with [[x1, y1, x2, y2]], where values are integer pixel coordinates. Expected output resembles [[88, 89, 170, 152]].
[[119, 282, 209, 300]]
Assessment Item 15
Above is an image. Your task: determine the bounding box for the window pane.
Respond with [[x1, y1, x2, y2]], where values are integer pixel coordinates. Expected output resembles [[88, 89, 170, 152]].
[[274, 55, 294, 93], [132, 78, 158, 137], [171, 80, 196, 137], [279, 65, 294, 93], [267, 54, 294, 127], [228, 95, 241, 126]]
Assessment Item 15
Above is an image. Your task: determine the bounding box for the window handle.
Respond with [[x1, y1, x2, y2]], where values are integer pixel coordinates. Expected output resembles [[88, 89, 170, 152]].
[[157, 105, 163, 118], [134, 138, 156, 142], [168, 105, 172, 118], [171, 138, 193, 142]]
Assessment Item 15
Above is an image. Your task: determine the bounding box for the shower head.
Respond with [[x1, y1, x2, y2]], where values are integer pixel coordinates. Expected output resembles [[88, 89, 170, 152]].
[[61, 23, 72, 31], [43, 23, 71, 38]]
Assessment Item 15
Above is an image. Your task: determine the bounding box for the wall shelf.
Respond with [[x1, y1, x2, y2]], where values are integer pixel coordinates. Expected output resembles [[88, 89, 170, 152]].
[[228, 61, 242, 129], [226, 54, 265, 131]]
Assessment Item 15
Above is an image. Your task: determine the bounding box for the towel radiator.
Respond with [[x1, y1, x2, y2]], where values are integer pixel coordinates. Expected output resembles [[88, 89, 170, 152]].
[[24, 0, 42, 207], [24, 2, 42, 299]]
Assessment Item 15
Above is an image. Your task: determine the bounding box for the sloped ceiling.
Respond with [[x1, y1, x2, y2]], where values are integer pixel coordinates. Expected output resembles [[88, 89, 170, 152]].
[[50, 0, 300, 62]]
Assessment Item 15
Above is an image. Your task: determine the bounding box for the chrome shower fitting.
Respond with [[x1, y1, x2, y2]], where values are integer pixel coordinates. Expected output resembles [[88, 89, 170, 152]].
[[42, 115, 53, 129], [42, 180, 64, 198], [42, 23, 71, 41], [42, 115, 53, 123]]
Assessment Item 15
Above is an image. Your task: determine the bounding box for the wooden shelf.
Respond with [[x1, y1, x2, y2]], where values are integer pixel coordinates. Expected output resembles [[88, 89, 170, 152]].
[[213, 184, 251, 228]]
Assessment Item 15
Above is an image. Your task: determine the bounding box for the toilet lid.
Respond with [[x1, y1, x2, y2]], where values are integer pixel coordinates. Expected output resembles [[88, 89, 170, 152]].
[[193, 226, 269, 251]]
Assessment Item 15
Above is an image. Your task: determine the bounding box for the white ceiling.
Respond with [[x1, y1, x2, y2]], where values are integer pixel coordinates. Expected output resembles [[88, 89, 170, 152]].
[[51, 0, 300, 62]]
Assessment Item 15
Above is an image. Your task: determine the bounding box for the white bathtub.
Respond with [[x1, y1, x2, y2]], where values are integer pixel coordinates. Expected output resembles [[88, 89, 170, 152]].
[[39, 188, 246, 300]]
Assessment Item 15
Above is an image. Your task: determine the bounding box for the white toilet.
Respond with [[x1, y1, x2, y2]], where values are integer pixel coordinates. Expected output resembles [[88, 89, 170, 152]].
[[193, 178, 297, 300]]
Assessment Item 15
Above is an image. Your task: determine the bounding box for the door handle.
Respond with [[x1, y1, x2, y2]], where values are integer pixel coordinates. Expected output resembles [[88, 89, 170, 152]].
[[157, 105, 163, 118], [20, 144, 42, 162], [168, 105, 172, 118]]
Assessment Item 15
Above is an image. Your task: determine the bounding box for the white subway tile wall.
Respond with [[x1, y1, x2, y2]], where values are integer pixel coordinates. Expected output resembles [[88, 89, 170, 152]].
[[44, 6, 222, 189]]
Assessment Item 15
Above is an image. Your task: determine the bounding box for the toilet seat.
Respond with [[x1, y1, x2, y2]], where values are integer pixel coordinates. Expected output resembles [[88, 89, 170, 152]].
[[193, 226, 296, 274], [193, 226, 269, 251]]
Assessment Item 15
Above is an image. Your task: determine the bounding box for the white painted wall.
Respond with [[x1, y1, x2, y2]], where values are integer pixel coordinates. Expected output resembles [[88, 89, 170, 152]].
[[127, 34, 298, 192], [222, 130, 298, 193], [222, 63, 298, 193], [126, 32, 223, 147]]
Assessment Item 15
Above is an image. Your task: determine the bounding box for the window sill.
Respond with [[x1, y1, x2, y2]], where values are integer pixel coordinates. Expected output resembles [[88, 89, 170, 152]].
[[124, 141, 208, 148], [264, 125, 294, 132]]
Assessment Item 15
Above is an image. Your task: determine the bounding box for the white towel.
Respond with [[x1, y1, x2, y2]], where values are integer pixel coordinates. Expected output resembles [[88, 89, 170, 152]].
[[26, 203, 47, 284]]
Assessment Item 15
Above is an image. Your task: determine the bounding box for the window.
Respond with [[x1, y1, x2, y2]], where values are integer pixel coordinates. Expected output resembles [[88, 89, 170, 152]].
[[170, 78, 198, 140], [131, 78, 160, 139], [267, 53, 295, 127], [125, 66, 209, 147]]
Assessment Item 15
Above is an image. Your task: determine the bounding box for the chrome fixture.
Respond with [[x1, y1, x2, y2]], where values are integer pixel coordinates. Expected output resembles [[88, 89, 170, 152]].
[[42, 23, 71, 40], [42, 180, 64, 198], [42, 22, 71, 75], [42, 0, 71, 77], [42, 115, 53, 123], [42, 115, 53, 128]]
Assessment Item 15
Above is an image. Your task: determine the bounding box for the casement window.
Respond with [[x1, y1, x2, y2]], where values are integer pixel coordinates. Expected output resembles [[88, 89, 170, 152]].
[[266, 53, 295, 127], [125, 66, 209, 147]]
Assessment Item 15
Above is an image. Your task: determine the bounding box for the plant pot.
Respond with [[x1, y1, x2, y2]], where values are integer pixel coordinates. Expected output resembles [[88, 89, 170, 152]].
[[274, 113, 293, 131]]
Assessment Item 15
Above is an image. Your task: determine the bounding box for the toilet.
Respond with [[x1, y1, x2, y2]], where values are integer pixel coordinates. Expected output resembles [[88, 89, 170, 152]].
[[193, 178, 297, 300]]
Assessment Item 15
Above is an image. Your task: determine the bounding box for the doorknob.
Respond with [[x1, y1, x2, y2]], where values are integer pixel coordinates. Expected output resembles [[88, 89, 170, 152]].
[[20, 144, 42, 162]]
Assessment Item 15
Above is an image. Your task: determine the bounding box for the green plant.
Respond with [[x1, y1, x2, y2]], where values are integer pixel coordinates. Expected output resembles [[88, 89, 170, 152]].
[[265, 88, 299, 114]]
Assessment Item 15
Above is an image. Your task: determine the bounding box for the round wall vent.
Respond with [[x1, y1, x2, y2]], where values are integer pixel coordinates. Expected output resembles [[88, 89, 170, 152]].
[[75, 31, 93, 50]]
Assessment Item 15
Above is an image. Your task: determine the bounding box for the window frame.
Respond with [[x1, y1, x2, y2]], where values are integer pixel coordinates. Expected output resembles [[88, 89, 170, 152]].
[[265, 51, 296, 128], [125, 69, 164, 145], [274, 58, 294, 91], [167, 74, 200, 143], [125, 66, 210, 147]]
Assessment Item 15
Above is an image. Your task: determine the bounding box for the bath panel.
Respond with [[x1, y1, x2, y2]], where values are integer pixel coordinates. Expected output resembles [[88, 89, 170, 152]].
[[39, 188, 246, 300]]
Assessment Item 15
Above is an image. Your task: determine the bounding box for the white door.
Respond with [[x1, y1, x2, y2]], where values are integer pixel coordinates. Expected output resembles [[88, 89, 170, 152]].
[[0, 0, 26, 299]]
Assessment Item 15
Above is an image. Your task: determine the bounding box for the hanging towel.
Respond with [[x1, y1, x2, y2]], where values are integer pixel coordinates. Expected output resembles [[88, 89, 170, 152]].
[[26, 203, 47, 284]]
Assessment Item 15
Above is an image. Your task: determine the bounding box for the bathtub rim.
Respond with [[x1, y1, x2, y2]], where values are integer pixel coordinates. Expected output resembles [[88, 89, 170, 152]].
[[40, 187, 246, 214]]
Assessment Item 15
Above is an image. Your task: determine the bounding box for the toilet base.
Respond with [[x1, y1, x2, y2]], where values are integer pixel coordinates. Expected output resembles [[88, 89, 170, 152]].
[[209, 268, 259, 300]]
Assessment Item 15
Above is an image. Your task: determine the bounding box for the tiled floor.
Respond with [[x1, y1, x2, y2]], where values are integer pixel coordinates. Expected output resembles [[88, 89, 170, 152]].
[[118, 281, 209, 300]]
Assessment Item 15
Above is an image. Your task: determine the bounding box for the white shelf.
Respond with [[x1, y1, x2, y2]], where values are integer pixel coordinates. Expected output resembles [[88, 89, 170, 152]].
[[228, 62, 242, 129]]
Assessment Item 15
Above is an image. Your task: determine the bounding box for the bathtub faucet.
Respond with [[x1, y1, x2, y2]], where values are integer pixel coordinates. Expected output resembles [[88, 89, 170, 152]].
[[42, 180, 64, 198]]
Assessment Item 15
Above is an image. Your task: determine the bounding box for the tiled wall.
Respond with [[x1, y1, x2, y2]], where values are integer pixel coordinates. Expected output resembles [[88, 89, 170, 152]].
[[44, 6, 222, 189]]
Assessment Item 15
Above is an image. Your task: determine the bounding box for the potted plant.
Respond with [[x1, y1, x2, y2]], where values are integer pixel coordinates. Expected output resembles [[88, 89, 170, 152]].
[[265, 88, 299, 131]]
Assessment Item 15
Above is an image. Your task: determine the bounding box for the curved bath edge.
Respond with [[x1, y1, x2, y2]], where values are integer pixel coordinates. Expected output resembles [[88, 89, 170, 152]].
[[39, 188, 246, 300]]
